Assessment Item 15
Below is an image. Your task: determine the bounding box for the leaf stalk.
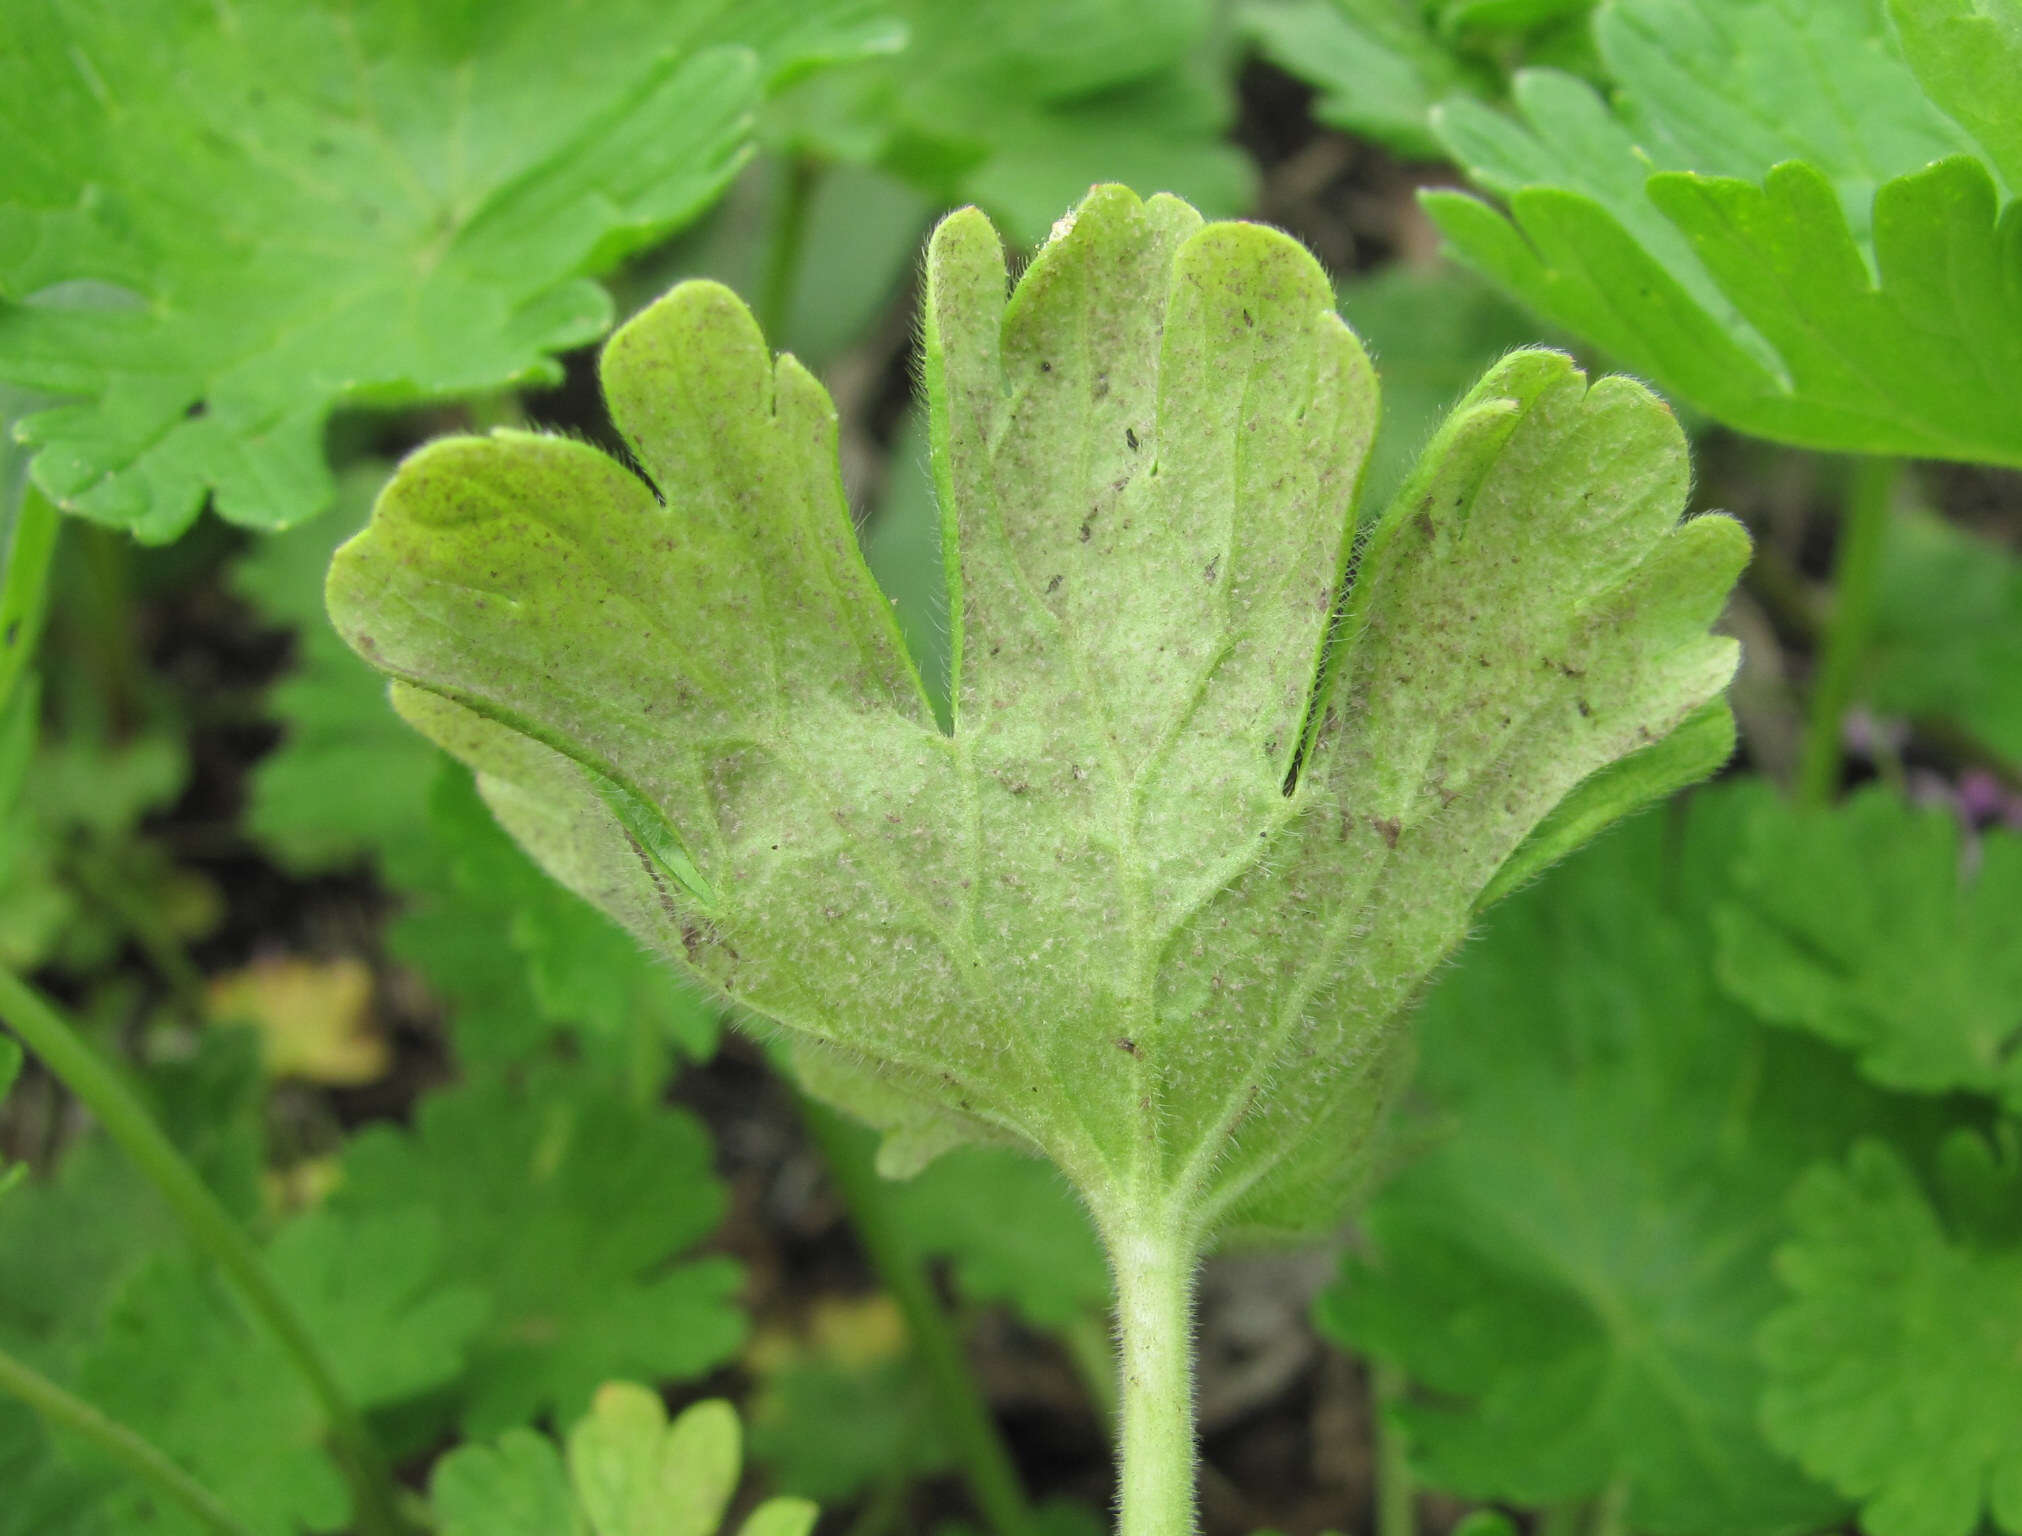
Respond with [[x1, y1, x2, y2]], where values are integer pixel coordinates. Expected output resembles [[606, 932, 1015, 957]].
[[1798, 457, 1898, 805], [1109, 1214, 1201, 1536]]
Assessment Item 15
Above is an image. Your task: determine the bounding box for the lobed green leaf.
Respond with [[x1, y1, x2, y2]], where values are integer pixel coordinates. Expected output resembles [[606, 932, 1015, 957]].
[[767, 0, 1252, 246], [1321, 785, 1956, 1535], [330, 1065, 745, 1434], [1715, 786, 2022, 1111], [329, 185, 1744, 1244], [1862, 504, 2022, 766], [1241, 0, 1599, 161], [0, 0, 890, 539], [1760, 1130, 2022, 1536], [432, 1388, 817, 1536], [1425, 0, 2022, 465]]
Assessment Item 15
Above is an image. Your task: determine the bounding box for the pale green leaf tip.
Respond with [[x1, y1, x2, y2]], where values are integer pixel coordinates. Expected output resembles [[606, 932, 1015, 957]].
[[736, 1497, 820, 1536]]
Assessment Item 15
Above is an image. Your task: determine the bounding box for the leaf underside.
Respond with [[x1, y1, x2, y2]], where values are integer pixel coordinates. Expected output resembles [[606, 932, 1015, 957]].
[[328, 184, 1743, 1240]]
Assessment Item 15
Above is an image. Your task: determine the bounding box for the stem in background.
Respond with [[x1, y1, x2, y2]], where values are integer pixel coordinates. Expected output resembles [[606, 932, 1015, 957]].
[[1536, 1508, 1584, 1536], [65, 845, 207, 1020], [464, 390, 524, 434], [1061, 1308, 1120, 1425], [1110, 1216, 1201, 1536], [75, 523, 143, 739], [1589, 1481, 1630, 1536], [1536, 1486, 1628, 1536], [1797, 457, 1898, 807], [798, 1097, 1035, 1536], [839, 1465, 909, 1536], [0, 969, 409, 1536], [0, 1346, 256, 1536], [757, 157, 820, 344], [0, 481, 61, 711], [1372, 1361, 1416, 1536]]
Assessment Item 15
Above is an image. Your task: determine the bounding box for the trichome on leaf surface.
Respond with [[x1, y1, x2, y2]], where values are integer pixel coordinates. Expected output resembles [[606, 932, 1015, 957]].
[[327, 183, 1745, 1535]]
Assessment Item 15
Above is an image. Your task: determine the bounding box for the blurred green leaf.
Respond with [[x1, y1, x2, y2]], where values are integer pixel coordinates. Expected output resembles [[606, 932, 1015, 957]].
[[749, 1355, 951, 1502], [1425, 0, 2022, 465], [28, 1197, 475, 1536], [1244, 0, 1500, 159], [0, 1, 897, 540], [1319, 785, 1951, 1535], [1760, 1129, 2022, 1536], [1889, 0, 2022, 191], [0, 1398, 120, 1536], [261, 1206, 490, 1410], [861, 411, 950, 728], [1334, 261, 1543, 513], [331, 1064, 745, 1435], [0, 1026, 265, 1376], [889, 1146, 1109, 1331], [0, 724, 201, 974], [632, 159, 933, 372], [940, 1503, 1106, 1536], [743, 1292, 952, 1504], [1862, 505, 2022, 765], [768, 0, 1253, 244], [1716, 786, 2022, 1111], [72, 1234, 388, 1536], [230, 466, 437, 874]]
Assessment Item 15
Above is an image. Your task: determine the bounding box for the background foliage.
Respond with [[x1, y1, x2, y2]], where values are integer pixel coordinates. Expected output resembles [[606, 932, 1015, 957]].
[[2, 1, 2018, 1534]]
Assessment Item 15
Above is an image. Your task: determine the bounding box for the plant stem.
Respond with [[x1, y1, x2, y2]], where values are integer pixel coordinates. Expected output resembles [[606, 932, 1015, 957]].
[[1536, 1508, 1584, 1536], [798, 1096, 1035, 1536], [0, 1341, 256, 1536], [0, 1345, 256, 1536], [74, 523, 144, 739], [757, 156, 819, 344], [840, 1466, 909, 1536], [0, 968, 409, 1536], [0, 480, 61, 710], [1798, 457, 1897, 807], [1372, 1361, 1416, 1536], [1110, 1217, 1201, 1536], [1589, 1481, 1630, 1536]]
